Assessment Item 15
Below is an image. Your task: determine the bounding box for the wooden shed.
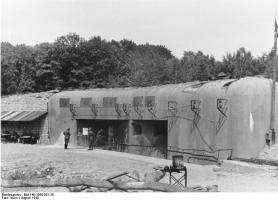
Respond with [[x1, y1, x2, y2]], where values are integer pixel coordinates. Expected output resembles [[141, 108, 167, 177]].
[[1, 91, 58, 144]]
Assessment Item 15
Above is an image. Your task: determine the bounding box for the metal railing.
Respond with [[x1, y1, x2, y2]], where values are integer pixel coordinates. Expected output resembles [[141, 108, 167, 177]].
[[116, 143, 168, 158], [115, 144, 233, 163], [168, 146, 233, 163]]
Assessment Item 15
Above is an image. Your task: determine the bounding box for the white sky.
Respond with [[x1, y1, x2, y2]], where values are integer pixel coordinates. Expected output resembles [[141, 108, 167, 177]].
[[1, 0, 278, 60]]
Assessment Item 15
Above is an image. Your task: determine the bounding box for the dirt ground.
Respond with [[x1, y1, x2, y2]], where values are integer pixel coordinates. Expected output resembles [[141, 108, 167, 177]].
[[259, 143, 278, 160], [1, 143, 278, 192]]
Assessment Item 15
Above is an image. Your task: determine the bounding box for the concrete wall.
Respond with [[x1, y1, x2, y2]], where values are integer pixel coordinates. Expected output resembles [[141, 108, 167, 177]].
[[129, 120, 167, 158], [47, 77, 278, 159], [227, 78, 275, 158], [39, 115, 50, 144]]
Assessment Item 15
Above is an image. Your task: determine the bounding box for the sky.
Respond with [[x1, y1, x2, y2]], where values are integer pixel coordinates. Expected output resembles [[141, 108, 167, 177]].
[[1, 0, 278, 60]]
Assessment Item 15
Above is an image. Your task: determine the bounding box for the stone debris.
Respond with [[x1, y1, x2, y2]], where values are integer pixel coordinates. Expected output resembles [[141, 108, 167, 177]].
[[107, 189, 126, 192], [129, 170, 145, 182], [2, 163, 61, 180], [81, 187, 100, 192], [97, 188, 110, 192], [191, 185, 218, 192], [258, 144, 278, 160], [212, 166, 221, 172], [216, 172, 227, 176], [143, 170, 165, 182], [68, 185, 88, 192], [5, 144, 278, 192], [2, 162, 216, 192]]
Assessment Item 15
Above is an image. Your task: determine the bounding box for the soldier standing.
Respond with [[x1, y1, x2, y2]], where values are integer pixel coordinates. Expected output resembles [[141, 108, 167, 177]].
[[108, 126, 114, 149], [88, 128, 95, 150], [63, 128, 71, 149], [123, 128, 129, 152], [265, 130, 271, 147], [95, 128, 103, 147]]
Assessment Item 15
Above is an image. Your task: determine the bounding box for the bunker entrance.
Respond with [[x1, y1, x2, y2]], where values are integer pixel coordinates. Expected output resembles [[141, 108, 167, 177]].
[[76, 119, 168, 158], [129, 120, 168, 158], [76, 119, 129, 150]]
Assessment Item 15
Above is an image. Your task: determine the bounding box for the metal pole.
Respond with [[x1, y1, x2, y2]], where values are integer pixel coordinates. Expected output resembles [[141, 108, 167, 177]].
[[270, 19, 277, 144], [175, 64, 178, 84]]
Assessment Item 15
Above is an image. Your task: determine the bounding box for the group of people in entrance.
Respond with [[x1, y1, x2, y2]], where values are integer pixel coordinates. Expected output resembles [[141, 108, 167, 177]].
[[88, 128, 103, 150], [63, 127, 103, 150]]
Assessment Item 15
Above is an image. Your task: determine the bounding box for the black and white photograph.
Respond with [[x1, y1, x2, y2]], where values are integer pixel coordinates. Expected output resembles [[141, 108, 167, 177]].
[[1, 0, 278, 198]]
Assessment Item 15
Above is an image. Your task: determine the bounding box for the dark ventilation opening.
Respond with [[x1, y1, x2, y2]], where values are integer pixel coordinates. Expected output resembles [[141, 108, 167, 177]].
[[223, 80, 238, 88], [80, 98, 92, 107], [190, 82, 208, 89], [183, 82, 208, 93], [59, 98, 70, 107]]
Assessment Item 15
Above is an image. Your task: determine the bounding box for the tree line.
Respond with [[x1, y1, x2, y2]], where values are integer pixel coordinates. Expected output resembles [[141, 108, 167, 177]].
[[1, 33, 275, 95]]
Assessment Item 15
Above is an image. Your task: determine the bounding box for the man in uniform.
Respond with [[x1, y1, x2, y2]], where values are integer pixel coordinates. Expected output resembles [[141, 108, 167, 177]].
[[88, 128, 95, 150], [108, 126, 114, 149], [95, 128, 103, 147], [63, 128, 71, 149], [10, 130, 19, 143], [124, 128, 129, 152]]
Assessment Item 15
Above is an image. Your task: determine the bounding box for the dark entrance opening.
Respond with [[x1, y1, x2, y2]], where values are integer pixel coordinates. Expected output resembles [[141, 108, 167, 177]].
[[76, 119, 128, 150], [1, 121, 41, 144], [76, 119, 168, 158], [129, 120, 168, 158]]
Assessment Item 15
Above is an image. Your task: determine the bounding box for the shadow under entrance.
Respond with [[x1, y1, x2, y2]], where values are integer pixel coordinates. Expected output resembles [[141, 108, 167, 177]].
[[76, 119, 129, 150], [76, 119, 168, 158], [125, 120, 168, 158]]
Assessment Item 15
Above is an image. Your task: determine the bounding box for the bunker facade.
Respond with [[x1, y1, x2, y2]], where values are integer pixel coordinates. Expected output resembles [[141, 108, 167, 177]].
[[48, 77, 278, 161]]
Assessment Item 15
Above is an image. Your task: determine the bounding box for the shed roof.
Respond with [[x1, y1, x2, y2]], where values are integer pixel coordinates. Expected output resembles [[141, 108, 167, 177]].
[[1, 111, 47, 121]]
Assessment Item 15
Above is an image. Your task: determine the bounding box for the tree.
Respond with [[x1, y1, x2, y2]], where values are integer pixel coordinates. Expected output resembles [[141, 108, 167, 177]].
[[51, 33, 84, 89], [1, 43, 36, 94], [33, 43, 60, 91], [180, 51, 216, 82], [2, 34, 276, 96], [222, 47, 262, 79], [261, 49, 277, 80]]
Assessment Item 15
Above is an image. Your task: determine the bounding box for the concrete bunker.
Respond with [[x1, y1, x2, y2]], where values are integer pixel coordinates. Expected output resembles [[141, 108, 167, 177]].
[[47, 77, 278, 160], [75, 119, 168, 158], [129, 120, 168, 158], [76, 119, 129, 149]]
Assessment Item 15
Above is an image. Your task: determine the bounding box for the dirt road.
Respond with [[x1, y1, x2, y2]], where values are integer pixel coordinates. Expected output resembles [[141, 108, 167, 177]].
[[1, 143, 278, 192]]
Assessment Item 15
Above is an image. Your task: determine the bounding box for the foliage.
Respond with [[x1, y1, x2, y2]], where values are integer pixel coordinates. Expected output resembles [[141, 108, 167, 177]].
[[1, 33, 276, 95]]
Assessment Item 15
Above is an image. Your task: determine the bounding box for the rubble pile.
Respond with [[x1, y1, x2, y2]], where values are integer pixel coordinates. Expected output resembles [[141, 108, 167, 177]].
[[1, 162, 218, 192], [258, 144, 278, 160]]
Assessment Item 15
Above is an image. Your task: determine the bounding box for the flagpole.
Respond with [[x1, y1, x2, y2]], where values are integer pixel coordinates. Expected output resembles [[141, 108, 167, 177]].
[[270, 18, 277, 144]]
